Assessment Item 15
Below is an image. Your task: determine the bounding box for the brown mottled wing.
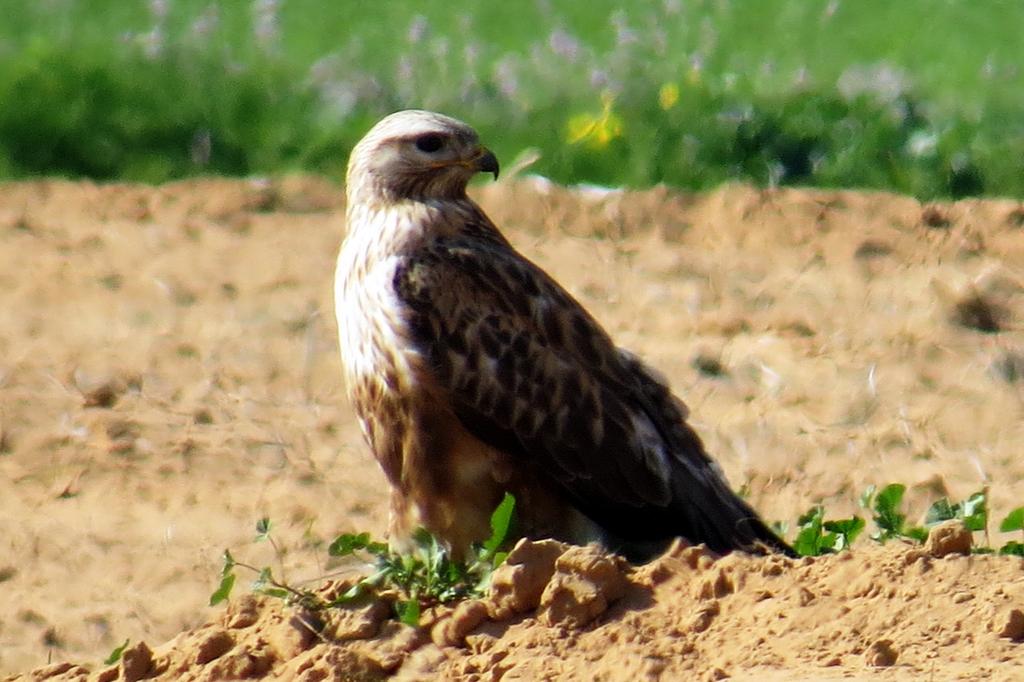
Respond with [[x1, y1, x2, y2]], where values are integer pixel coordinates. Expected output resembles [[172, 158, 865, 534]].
[[395, 234, 792, 556]]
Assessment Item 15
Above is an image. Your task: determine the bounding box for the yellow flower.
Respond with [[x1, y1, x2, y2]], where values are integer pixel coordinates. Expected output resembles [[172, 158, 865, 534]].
[[566, 91, 624, 149], [658, 82, 680, 110]]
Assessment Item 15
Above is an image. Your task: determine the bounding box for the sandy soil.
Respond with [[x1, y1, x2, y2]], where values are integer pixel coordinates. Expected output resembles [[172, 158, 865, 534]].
[[1, 177, 1023, 681]]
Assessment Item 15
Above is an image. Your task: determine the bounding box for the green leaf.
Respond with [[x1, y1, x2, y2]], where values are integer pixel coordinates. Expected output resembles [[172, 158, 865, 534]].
[[221, 549, 236, 576], [797, 505, 823, 527], [999, 541, 1024, 557], [961, 491, 988, 531], [482, 493, 516, 559], [337, 582, 366, 602], [999, 507, 1024, 532], [793, 529, 828, 556], [209, 572, 236, 606], [871, 483, 908, 541], [875, 483, 906, 515], [255, 517, 272, 542], [823, 515, 866, 550], [103, 639, 130, 666], [261, 587, 289, 599], [411, 527, 435, 551], [925, 491, 987, 532], [823, 516, 865, 536], [924, 498, 957, 526], [903, 526, 929, 543], [395, 599, 421, 626], [328, 532, 373, 556], [362, 539, 389, 555], [793, 506, 831, 556]]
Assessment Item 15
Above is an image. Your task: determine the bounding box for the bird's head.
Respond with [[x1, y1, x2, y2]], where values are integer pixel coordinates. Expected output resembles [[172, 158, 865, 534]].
[[346, 110, 500, 204]]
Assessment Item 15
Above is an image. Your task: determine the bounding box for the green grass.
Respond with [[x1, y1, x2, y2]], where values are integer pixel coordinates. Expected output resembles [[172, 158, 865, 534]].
[[4, 1, 1023, 198]]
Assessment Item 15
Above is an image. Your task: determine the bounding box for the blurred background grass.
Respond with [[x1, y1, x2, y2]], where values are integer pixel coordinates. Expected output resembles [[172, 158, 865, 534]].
[[1, 0, 1022, 198]]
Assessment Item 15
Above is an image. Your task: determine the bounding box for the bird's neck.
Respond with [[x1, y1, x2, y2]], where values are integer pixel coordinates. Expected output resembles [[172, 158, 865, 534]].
[[346, 190, 481, 240]]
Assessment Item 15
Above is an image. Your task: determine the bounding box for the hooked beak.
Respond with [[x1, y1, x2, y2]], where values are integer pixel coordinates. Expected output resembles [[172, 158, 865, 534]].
[[472, 147, 500, 180]]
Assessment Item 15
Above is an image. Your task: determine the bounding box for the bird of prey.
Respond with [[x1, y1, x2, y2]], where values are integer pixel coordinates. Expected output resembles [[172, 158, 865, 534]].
[[335, 110, 793, 561]]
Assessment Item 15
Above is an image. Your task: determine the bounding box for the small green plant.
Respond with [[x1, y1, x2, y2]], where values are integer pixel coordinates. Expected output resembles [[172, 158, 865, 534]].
[[925, 490, 988, 531], [103, 639, 130, 666], [209, 518, 298, 607], [922, 492, 1024, 556], [328, 492, 516, 625], [801, 486, 1024, 556], [861, 483, 928, 543], [792, 505, 865, 557], [208, 550, 237, 606], [999, 506, 1024, 556], [210, 493, 517, 626]]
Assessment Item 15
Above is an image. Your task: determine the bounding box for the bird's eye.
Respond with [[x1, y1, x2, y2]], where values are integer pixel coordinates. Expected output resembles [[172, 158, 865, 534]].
[[415, 134, 445, 153]]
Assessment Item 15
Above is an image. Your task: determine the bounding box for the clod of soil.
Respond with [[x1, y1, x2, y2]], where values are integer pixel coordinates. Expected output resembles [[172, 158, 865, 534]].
[[864, 639, 899, 667], [924, 519, 973, 557], [995, 609, 1024, 641], [952, 291, 1008, 333]]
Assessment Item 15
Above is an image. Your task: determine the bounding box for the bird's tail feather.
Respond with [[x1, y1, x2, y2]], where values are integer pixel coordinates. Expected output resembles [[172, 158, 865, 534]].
[[680, 474, 796, 558], [602, 476, 795, 563]]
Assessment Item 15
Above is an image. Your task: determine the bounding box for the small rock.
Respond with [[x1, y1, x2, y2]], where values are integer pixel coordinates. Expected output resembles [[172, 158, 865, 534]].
[[486, 538, 568, 619], [81, 380, 125, 408], [1008, 206, 1024, 227], [865, 639, 898, 667], [121, 640, 154, 682], [538, 544, 629, 628], [924, 519, 973, 557], [431, 599, 489, 647], [921, 205, 951, 229], [854, 239, 893, 259], [991, 349, 1024, 384], [952, 292, 1007, 333], [692, 353, 727, 378], [193, 627, 235, 665], [994, 608, 1024, 641]]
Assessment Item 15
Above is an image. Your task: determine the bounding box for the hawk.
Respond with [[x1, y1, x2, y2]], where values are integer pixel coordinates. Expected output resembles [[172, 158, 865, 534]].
[[335, 110, 793, 561]]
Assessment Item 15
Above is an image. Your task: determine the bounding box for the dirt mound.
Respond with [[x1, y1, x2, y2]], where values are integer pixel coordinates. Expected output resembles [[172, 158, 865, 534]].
[[1, 178, 1023, 680], [12, 540, 1024, 681]]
